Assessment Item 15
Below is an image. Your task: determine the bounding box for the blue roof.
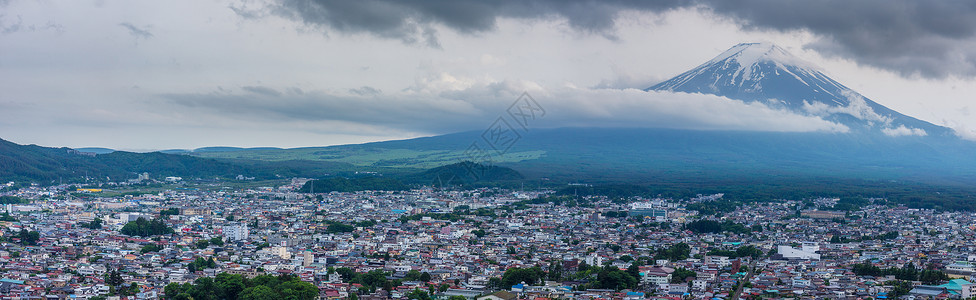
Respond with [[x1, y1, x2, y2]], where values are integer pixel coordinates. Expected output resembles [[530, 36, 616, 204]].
[[0, 279, 24, 284], [938, 279, 974, 291]]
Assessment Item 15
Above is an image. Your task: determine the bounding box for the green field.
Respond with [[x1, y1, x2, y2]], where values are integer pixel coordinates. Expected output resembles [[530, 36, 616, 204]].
[[192, 147, 546, 169]]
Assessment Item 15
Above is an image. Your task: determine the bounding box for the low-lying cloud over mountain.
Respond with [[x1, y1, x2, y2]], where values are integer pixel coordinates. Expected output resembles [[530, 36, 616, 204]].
[[162, 77, 849, 136]]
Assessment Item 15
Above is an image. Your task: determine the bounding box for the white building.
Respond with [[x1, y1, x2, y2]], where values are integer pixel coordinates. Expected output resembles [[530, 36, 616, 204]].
[[642, 266, 674, 287], [947, 261, 975, 274], [778, 242, 820, 260], [584, 253, 603, 267], [704, 255, 731, 267], [120, 212, 153, 222], [223, 223, 249, 241]]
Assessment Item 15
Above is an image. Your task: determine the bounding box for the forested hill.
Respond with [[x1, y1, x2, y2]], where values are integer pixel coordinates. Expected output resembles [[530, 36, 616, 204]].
[[0, 138, 262, 182], [398, 161, 524, 186], [297, 162, 525, 193]]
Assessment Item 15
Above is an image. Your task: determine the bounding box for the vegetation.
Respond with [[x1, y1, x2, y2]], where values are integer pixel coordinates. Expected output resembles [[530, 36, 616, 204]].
[[16, 229, 40, 245], [884, 280, 914, 298], [331, 267, 397, 294], [687, 201, 741, 215], [7, 129, 976, 212], [187, 257, 217, 272], [160, 208, 180, 216], [655, 242, 691, 261], [325, 222, 355, 234], [402, 270, 432, 282], [573, 264, 641, 291], [405, 289, 433, 300], [103, 268, 140, 296], [164, 273, 317, 300], [498, 266, 546, 288], [0, 196, 27, 204], [671, 267, 697, 283], [851, 263, 948, 283], [140, 243, 162, 253], [705, 245, 765, 258], [399, 161, 524, 185], [80, 217, 103, 229], [601, 211, 629, 218], [120, 217, 174, 237], [822, 197, 873, 211]]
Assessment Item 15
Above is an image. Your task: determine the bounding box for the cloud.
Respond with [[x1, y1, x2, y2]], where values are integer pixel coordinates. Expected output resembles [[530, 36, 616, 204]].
[[702, 0, 976, 79], [243, 0, 976, 79], [118, 22, 153, 39], [941, 119, 976, 141], [544, 87, 850, 133], [1, 14, 23, 34], [348, 86, 381, 96], [881, 125, 927, 137], [953, 127, 976, 141], [242, 86, 283, 97], [252, 0, 690, 46], [801, 91, 891, 126], [161, 76, 849, 135]]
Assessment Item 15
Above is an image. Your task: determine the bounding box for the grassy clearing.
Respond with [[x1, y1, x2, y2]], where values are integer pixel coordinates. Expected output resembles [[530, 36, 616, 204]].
[[193, 147, 546, 169]]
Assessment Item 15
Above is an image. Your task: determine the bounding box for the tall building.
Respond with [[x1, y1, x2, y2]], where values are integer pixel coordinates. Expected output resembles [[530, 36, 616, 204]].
[[223, 223, 249, 241], [776, 242, 821, 260]]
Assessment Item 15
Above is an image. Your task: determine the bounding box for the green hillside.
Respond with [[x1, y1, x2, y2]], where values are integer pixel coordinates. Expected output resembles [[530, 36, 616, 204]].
[[0, 138, 356, 183], [191, 146, 544, 169]]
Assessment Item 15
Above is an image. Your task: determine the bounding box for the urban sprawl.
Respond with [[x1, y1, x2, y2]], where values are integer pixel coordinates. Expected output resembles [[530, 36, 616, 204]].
[[1, 178, 976, 300]]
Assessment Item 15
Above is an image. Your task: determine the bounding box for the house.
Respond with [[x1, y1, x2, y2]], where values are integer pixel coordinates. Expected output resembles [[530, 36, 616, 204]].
[[477, 290, 517, 300], [642, 266, 674, 288]]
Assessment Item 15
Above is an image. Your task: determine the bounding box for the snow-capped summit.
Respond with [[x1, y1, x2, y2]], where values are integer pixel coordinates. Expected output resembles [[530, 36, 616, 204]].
[[647, 42, 949, 137], [703, 42, 819, 77]]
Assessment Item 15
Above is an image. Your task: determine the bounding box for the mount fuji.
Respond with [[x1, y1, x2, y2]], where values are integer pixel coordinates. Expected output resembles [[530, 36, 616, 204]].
[[173, 43, 976, 185], [647, 42, 951, 138], [5, 43, 976, 193]]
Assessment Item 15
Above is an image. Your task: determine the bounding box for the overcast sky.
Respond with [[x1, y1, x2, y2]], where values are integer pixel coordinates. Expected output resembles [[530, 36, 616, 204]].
[[3, 0, 976, 150]]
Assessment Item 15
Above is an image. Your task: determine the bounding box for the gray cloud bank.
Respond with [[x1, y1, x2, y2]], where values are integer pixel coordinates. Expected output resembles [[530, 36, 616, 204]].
[[243, 0, 976, 79], [162, 79, 849, 135]]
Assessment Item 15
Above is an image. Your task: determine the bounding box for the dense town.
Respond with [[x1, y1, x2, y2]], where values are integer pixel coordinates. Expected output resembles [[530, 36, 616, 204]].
[[1, 178, 975, 300]]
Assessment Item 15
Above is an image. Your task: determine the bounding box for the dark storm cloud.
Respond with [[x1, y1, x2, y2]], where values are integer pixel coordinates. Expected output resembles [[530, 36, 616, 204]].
[[118, 22, 153, 39], [701, 0, 976, 78], [267, 0, 690, 45], [260, 0, 976, 79]]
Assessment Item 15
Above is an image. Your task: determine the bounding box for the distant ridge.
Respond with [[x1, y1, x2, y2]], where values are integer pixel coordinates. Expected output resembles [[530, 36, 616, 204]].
[[161, 147, 285, 154]]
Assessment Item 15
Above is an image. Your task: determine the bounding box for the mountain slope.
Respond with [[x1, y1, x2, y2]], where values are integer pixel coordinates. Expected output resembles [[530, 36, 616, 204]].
[[181, 43, 976, 185], [647, 42, 950, 137], [0, 138, 353, 182], [399, 161, 524, 186]]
